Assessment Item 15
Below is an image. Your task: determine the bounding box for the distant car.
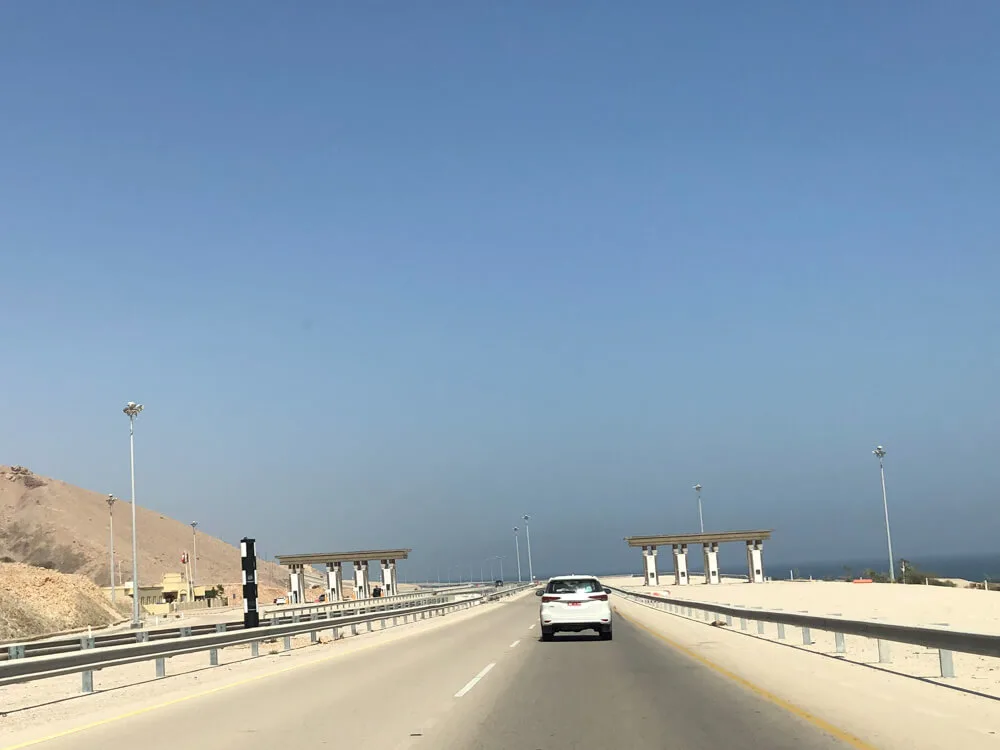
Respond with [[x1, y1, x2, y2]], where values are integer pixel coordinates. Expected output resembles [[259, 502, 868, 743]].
[[273, 597, 287, 605], [537, 575, 612, 641], [494, 579, 504, 588]]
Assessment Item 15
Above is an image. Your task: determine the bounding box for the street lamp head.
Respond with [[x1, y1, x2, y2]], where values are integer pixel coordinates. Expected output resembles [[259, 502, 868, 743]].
[[191, 521, 198, 530], [107, 493, 117, 507], [693, 484, 702, 493], [873, 445, 886, 459], [522, 514, 530, 522], [123, 402, 144, 418], [513, 526, 519, 533]]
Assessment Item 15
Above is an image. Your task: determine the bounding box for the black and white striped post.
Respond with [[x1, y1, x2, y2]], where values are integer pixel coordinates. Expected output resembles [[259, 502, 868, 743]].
[[241, 537, 260, 628]]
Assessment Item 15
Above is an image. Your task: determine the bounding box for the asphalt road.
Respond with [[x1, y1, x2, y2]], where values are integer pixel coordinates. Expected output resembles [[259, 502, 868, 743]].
[[17, 594, 855, 749]]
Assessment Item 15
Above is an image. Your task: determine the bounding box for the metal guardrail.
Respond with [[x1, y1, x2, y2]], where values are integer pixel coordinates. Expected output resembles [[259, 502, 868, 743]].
[[0, 583, 535, 695], [1, 592, 457, 663], [260, 589, 439, 622], [609, 586, 1000, 678]]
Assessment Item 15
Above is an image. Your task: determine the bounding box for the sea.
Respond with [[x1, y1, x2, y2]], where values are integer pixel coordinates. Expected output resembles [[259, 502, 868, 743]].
[[767, 553, 1000, 582]]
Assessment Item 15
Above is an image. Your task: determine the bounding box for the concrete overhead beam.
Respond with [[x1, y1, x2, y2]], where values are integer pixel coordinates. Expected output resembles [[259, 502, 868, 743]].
[[624, 530, 772, 547], [276, 549, 411, 566]]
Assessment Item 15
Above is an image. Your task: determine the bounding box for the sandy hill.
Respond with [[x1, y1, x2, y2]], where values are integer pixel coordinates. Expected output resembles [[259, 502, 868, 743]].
[[0, 562, 129, 640], [0, 465, 289, 589]]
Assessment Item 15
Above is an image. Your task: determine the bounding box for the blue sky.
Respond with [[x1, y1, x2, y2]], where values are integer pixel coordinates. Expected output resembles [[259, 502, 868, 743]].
[[2, 3, 999, 580]]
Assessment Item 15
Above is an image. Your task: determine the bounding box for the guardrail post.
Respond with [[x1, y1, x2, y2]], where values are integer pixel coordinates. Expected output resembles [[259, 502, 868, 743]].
[[351, 623, 358, 636], [333, 627, 341, 640], [877, 639, 892, 663], [283, 635, 292, 651], [392, 616, 398, 627], [136, 631, 149, 643], [938, 649, 955, 678], [366, 620, 373, 632], [725, 614, 733, 627], [740, 617, 748, 631], [80, 636, 95, 693], [777, 623, 786, 640], [251, 641, 260, 657], [8, 644, 25, 660], [756, 620, 765, 635], [835, 632, 846, 653], [801, 627, 812, 645], [180, 626, 192, 638], [155, 657, 166, 678]]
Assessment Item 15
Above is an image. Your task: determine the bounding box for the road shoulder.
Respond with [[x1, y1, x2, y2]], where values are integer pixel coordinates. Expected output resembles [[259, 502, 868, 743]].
[[613, 596, 1000, 750]]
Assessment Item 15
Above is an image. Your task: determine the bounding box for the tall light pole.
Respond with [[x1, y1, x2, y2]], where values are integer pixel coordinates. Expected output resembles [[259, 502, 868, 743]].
[[513, 526, 522, 582], [873, 445, 895, 583], [123, 401, 143, 628], [522, 514, 534, 582], [693, 484, 704, 533], [190, 521, 198, 589], [496, 556, 505, 582], [106, 494, 117, 603], [481, 556, 498, 582]]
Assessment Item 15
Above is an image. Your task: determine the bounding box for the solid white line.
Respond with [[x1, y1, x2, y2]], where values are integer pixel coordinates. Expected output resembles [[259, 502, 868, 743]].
[[454, 662, 496, 698], [528, 623, 536, 630], [509, 639, 520, 648]]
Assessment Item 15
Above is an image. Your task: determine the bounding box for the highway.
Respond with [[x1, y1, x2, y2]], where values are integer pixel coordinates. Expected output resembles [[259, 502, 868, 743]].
[[17, 594, 854, 749]]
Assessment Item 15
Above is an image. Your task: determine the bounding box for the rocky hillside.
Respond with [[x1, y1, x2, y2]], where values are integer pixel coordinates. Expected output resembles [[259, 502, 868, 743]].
[[0, 562, 129, 640], [0, 465, 289, 589]]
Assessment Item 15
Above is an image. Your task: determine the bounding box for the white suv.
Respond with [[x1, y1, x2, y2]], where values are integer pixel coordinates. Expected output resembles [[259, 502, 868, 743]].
[[536, 575, 612, 641]]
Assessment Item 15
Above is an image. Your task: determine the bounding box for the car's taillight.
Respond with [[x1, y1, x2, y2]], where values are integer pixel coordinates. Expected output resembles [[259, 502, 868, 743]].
[[589, 594, 608, 601], [541, 595, 559, 603]]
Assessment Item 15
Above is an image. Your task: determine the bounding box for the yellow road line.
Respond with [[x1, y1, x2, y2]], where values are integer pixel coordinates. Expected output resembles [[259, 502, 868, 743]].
[[0, 634, 401, 750], [614, 607, 877, 750]]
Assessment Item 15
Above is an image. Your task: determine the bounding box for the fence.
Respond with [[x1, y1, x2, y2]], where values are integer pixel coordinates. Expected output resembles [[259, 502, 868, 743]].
[[609, 586, 1000, 678], [0, 583, 535, 696]]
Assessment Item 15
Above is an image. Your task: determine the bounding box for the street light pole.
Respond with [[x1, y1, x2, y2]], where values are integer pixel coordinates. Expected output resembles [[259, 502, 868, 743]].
[[513, 526, 522, 582], [497, 556, 504, 582], [190, 522, 198, 589], [522, 514, 534, 582], [693, 484, 704, 533], [106, 494, 117, 603], [873, 445, 895, 583], [481, 556, 497, 583], [123, 401, 143, 628]]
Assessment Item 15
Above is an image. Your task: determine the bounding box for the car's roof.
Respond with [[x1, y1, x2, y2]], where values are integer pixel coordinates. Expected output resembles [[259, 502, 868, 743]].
[[547, 574, 601, 580]]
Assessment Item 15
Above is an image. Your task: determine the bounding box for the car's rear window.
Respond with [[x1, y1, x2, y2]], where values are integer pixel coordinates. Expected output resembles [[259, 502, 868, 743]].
[[546, 578, 602, 594]]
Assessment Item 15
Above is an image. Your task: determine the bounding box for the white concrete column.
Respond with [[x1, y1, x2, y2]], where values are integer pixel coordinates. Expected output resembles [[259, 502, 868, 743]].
[[672, 544, 689, 585], [381, 559, 397, 596], [702, 542, 720, 584], [289, 565, 306, 604], [747, 540, 765, 583], [353, 561, 370, 599], [642, 546, 659, 587], [326, 561, 344, 602]]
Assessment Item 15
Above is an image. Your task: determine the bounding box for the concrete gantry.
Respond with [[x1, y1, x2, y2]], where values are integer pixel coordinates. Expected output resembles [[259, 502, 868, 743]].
[[276, 549, 411, 603], [625, 531, 773, 586]]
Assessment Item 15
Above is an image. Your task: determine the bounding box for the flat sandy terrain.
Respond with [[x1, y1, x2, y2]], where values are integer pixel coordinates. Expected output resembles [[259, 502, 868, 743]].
[[604, 575, 1000, 698]]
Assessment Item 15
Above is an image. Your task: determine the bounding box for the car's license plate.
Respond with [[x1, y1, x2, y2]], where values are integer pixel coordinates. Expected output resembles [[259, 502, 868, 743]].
[[568, 602, 582, 606]]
